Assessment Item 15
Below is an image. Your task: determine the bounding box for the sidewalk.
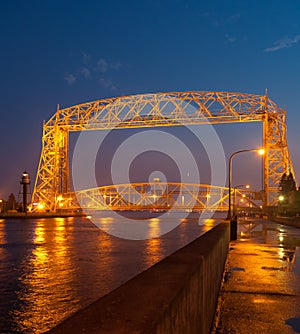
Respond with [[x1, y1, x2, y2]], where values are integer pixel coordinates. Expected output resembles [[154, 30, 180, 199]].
[[213, 218, 300, 334]]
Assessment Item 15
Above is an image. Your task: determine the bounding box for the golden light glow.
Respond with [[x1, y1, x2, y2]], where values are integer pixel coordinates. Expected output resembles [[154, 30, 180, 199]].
[[253, 298, 275, 304], [76, 182, 251, 212], [34, 223, 45, 246], [258, 148, 265, 155], [278, 195, 285, 201], [37, 203, 45, 210], [0, 220, 6, 262], [17, 218, 77, 332], [245, 184, 250, 189], [31, 92, 293, 211], [201, 218, 217, 232], [145, 222, 163, 267], [148, 218, 161, 239]]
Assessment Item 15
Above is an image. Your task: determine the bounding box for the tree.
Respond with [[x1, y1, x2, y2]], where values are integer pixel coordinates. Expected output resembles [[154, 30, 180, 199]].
[[278, 172, 297, 207], [279, 172, 287, 194], [279, 172, 296, 195], [6, 193, 17, 211]]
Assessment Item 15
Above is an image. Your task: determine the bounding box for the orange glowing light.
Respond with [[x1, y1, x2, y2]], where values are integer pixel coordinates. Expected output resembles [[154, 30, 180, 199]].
[[37, 203, 45, 210]]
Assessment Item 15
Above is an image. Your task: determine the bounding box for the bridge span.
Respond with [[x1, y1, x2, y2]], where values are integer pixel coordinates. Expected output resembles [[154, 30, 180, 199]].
[[31, 91, 293, 211], [32, 182, 262, 212]]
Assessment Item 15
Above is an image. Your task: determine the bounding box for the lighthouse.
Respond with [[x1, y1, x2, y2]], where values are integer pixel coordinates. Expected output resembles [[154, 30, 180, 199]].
[[20, 171, 31, 214]]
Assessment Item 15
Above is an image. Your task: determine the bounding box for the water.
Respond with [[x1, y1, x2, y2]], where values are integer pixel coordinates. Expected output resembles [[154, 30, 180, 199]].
[[238, 218, 300, 274], [0, 214, 223, 333]]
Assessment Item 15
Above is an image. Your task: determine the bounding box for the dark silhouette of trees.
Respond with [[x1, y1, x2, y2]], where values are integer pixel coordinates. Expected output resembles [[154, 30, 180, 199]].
[[277, 172, 300, 216], [279, 172, 296, 197], [6, 193, 17, 211]]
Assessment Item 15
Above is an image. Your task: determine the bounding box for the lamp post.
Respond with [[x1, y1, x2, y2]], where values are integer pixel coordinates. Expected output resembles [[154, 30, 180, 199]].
[[226, 148, 265, 221]]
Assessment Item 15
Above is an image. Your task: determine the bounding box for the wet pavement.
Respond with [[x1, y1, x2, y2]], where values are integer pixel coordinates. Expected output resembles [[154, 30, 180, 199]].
[[213, 218, 300, 334]]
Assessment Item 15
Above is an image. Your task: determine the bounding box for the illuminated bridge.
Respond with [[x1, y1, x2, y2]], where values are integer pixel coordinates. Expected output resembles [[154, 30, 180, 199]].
[[50, 182, 260, 212], [31, 91, 294, 212]]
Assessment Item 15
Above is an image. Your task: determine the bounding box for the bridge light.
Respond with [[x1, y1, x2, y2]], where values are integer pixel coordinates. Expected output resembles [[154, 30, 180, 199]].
[[57, 195, 63, 202], [258, 148, 265, 155], [37, 203, 45, 210], [278, 195, 284, 202]]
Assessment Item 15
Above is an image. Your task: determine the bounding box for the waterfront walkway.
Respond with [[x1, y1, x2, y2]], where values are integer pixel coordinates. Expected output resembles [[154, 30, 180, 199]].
[[213, 218, 300, 334]]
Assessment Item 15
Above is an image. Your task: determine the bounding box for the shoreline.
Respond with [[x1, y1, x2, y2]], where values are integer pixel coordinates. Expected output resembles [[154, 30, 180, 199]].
[[0, 212, 87, 219]]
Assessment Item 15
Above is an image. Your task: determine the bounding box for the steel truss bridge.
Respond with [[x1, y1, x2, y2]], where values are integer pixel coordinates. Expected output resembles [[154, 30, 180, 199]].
[[31, 91, 294, 212], [52, 182, 260, 212]]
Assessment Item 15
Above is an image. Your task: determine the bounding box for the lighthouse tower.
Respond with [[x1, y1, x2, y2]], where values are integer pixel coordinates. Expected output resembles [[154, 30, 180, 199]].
[[20, 171, 31, 214]]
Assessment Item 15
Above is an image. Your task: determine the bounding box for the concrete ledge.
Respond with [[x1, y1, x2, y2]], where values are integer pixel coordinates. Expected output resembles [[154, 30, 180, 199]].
[[269, 217, 300, 228], [49, 223, 229, 334]]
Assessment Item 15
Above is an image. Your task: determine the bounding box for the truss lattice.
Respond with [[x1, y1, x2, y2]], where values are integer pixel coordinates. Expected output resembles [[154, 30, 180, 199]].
[[32, 91, 293, 211], [52, 182, 259, 212]]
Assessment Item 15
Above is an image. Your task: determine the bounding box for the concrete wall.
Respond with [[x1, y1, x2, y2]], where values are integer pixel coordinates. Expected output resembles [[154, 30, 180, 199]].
[[49, 223, 229, 334], [269, 216, 300, 228]]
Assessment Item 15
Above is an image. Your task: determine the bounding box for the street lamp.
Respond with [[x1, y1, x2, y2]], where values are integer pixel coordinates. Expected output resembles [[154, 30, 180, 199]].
[[227, 148, 265, 220]]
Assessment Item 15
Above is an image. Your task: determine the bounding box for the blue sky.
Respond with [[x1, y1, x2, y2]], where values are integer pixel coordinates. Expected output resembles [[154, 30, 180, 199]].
[[0, 0, 300, 197]]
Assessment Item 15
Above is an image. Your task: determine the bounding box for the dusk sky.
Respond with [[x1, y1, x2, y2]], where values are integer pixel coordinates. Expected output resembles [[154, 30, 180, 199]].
[[1, 0, 300, 198]]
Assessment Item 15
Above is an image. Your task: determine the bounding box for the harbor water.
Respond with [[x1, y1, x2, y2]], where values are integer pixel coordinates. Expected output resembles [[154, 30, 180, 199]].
[[1, 213, 300, 333], [0, 213, 222, 333]]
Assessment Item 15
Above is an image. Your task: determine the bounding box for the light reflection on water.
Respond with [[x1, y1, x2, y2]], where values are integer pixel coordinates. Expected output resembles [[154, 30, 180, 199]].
[[238, 219, 300, 274], [0, 214, 224, 333], [10, 219, 79, 333]]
